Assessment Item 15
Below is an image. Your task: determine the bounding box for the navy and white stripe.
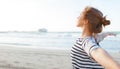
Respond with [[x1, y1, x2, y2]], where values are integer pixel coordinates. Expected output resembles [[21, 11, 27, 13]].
[[71, 37, 104, 69]]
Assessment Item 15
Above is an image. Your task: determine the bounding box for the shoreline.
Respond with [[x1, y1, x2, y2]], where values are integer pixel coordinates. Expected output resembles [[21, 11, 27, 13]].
[[0, 44, 119, 53], [0, 44, 71, 51]]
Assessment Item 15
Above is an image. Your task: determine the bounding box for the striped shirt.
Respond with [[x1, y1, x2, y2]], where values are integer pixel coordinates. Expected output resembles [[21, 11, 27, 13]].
[[71, 36, 104, 69]]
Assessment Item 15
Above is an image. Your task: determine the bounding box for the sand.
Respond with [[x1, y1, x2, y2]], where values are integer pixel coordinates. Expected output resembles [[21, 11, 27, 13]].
[[0, 44, 119, 69]]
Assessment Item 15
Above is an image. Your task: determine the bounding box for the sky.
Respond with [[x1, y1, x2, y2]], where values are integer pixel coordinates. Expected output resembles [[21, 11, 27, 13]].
[[0, 0, 120, 32]]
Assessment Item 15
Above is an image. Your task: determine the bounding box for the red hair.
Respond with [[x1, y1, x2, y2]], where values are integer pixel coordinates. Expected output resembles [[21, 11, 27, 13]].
[[78, 6, 110, 33]]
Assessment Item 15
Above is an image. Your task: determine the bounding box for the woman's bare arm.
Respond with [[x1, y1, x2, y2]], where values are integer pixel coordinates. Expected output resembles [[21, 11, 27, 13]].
[[91, 48, 120, 69], [95, 32, 116, 43]]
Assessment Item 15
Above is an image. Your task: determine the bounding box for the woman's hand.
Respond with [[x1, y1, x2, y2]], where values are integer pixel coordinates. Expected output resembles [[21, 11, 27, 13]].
[[103, 32, 116, 37]]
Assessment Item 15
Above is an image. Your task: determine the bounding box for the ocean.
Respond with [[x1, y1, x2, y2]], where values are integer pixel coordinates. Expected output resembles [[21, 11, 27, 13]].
[[0, 31, 120, 52]]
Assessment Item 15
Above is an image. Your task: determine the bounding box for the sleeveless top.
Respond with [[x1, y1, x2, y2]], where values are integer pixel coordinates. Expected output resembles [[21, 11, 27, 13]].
[[71, 36, 104, 69]]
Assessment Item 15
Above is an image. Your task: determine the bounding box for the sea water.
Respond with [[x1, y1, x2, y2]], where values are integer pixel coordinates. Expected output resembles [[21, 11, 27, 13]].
[[0, 31, 120, 52]]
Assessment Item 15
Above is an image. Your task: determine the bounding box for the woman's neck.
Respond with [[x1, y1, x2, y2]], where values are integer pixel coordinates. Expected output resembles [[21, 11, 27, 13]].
[[82, 32, 92, 38], [81, 27, 97, 38], [81, 29, 92, 38], [82, 32, 98, 39], [81, 24, 98, 38]]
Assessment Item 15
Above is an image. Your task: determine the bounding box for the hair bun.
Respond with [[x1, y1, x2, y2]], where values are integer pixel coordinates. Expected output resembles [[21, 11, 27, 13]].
[[102, 16, 110, 26]]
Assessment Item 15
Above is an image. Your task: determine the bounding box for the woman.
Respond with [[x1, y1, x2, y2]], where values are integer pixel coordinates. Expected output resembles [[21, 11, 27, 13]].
[[71, 6, 120, 69]]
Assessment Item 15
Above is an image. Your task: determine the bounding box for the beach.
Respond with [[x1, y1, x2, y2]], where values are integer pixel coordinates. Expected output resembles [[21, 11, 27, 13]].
[[0, 44, 72, 69], [0, 44, 119, 69]]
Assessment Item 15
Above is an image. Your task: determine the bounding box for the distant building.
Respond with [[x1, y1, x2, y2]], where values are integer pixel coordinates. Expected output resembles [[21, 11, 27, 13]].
[[38, 28, 48, 32]]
